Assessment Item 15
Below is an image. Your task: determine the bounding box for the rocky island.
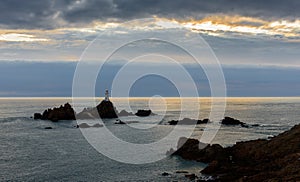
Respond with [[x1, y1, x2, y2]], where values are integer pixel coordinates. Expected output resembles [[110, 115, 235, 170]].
[[34, 103, 76, 122], [34, 90, 154, 121]]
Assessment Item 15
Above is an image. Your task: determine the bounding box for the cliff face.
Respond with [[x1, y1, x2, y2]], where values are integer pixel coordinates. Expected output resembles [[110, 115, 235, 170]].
[[172, 124, 300, 181]]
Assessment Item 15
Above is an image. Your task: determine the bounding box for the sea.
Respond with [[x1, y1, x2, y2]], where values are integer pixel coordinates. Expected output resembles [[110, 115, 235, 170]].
[[0, 97, 299, 181]]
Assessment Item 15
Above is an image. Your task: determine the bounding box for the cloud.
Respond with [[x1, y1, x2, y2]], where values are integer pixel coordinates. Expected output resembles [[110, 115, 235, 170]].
[[0, 0, 299, 29], [0, 33, 49, 42]]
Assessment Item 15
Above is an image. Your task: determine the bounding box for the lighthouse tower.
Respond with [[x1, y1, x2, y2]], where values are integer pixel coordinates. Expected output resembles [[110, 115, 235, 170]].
[[104, 89, 109, 101]]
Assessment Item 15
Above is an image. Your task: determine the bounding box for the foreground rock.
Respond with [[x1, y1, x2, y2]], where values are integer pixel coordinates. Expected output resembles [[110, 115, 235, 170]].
[[171, 124, 300, 181], [34, 103, 76, 122], [135, 109, 152, 117], [76, 100, 118, 119], [168, 118, 209, 125], [171, 137, 223, 163]]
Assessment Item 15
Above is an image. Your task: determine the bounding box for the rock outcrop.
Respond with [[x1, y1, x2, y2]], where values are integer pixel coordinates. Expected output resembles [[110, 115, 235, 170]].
[[168, 118, 210, 125], [96, 100, 118, 118], [135, 109, 152, 117], [76, 123, 103, 128], [34, 113, 42, 120], [171, 137, 224, 163], [221, 116, 245, 126], [118, 110, 134, 117], [171, 124, 300, 181], [34, 103, 76, 122], [76, 100, 118, 119]]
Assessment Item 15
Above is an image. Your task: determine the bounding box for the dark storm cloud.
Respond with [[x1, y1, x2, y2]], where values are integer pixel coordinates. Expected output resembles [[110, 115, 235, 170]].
[[0, 0, 299, 29], [0, 0, 57, 29]]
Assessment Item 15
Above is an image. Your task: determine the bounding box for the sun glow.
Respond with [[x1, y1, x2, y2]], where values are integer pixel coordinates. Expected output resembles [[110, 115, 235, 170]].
[[0, 33, 49, 42]]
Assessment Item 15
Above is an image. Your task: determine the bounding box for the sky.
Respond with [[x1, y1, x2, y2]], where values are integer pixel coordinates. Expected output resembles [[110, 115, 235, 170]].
[[0, 0, 300, 97]]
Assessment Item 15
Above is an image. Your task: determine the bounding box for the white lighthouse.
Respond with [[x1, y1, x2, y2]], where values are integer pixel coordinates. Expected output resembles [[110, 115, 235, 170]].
[[104, 89, 109, 101]]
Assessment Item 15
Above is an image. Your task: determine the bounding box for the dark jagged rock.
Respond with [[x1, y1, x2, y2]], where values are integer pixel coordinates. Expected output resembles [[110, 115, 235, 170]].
[[118, 110, 134, 117], [34, 103, 76, 122], [171, 124, 300, 181], [115, 119, 126, 124], [161, 172, 170, 176], [168, 118, 210, 125], [221, 116, 245, 126], [76, 100, 118, 119], [202, 118, 210, 123], [34, 113, 42, 120], [171, 137, 224, 163], [96, 100, 118, 118], [135, 109, 152, 117]]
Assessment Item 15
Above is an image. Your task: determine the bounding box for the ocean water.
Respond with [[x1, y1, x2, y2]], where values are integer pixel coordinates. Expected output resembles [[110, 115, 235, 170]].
[[0, 97, 299, 181]]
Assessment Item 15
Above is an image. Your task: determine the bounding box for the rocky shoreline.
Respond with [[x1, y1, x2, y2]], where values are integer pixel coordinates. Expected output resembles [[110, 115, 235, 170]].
[[170, 124, 300, 181]]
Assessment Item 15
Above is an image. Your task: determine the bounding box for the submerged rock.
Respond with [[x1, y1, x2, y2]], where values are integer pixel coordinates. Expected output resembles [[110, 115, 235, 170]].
[[76, 123, 103, 128], [92, 123, 103, 128], [115, 119, 126, 124], [168, 118, 210, 125]]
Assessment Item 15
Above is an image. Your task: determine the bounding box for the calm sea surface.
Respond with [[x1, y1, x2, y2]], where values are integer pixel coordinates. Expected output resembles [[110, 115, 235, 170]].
[[0, 97, 299, 181]]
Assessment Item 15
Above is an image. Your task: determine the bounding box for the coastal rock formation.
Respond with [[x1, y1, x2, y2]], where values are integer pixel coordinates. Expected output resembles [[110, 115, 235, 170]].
[[135, 109, 152, 117], [76, 123, 103, 128], [221, 116, 245, 126], [168, 118, 210, 125], [171, 124, 300, 181], [115, 119, 126, 124], [96, 100, 118, 118], [76, 100, 118, 119], [34, 113, 42, 120], [171, 137, 224, 163], [118, 110, 134, 117], [34, 103, 76, 122]]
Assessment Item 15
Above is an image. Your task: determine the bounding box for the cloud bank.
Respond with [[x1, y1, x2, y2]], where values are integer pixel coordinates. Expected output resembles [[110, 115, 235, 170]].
[[0, 0, 299, 29]]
